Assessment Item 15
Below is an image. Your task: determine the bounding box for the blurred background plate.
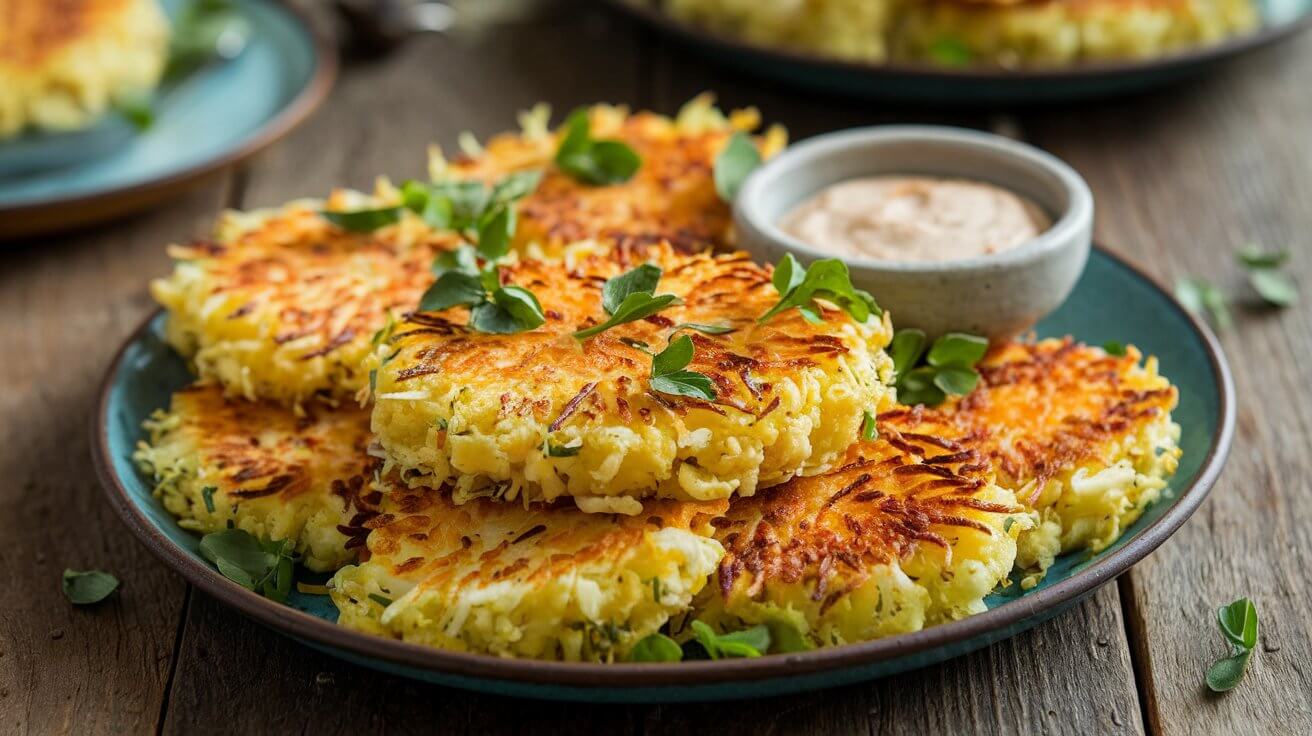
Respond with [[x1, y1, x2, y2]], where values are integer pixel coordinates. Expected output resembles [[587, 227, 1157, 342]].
[[605, 0, 1312, 104], [94, 246, 1234, 703], [0, 0, 335, 240]]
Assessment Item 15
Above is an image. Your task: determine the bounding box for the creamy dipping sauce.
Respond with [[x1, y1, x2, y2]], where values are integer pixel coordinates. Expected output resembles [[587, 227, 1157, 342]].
[[779, 176, 1051, 263]]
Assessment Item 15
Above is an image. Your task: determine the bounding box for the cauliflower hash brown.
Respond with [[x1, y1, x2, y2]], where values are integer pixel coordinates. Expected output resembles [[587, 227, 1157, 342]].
[[331, 478, 726, 661], [133, 383, 379, 572], [434, 95, 786, 256], [694, 426, 1026, 648], [370, 243, 897, 514], [663, 0, 1258, 67], [881, 338, 1181, 587], [0, 0, 169, 137], [152, 190, 461, 406]]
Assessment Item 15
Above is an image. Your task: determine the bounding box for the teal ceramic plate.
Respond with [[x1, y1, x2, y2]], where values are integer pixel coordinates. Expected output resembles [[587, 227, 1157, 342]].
[[605, 0, 1312, 104], [0, 0, 334, 239], [93, 247, 1234, 703]]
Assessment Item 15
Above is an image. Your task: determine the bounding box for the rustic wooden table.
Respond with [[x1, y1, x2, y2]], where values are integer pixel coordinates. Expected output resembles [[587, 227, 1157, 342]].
[[3, 3, 1309, 733]]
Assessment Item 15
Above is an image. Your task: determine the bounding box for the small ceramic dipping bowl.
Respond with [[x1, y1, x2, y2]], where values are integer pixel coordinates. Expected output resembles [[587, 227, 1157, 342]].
[[734, 126, 1093, 340]]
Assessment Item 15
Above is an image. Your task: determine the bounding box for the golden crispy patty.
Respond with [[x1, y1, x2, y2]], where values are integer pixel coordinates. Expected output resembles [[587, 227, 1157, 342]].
[[437, 97, 786, 255], [152, 192, 461, 406], [694, 425, 1024, 647], [371, 243, 896, 513], [881, 338, 1181, 584], [0, 0, 169, 137], [331, 479, 726, 661], [133, 383, 379, 572]]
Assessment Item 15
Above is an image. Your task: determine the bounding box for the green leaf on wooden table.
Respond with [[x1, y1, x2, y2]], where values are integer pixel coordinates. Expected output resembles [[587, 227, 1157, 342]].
[[628, 633, 684, 663], [1176, 278, 1233, 331], [690, 620, 770, 659], [554, 108, 642, 185], [62, 569, 120, 605], [1236, 244, 1289, 269], [1249, 269, 1298, 307], [714, 131, 762, 202], [1206, 597, 1259, 693], [198, 529, 296, 603], [320, 205, 402, 233]]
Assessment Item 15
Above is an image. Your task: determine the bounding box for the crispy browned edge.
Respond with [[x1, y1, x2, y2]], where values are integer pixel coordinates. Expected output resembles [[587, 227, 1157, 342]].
[[0, 3, 338, 239], [92, 245, 1234, 690]]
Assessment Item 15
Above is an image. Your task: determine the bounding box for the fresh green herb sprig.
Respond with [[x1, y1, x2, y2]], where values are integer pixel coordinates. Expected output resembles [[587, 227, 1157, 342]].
[[1175, 278, 1233, 332], [758, 254, 881, 325], [543, 438, 582, 457], [554, 109, 642, 185], [1237, 245, 1297, 307], [628, 633, 684, 662], [890, 329, 989, 407], [1102, 341, 1127, 357], [321, 205, 403, 233], [402, 171, 542, 259], [573, 263, 682, 339], [690, 621, 770, 659], [713, 132, 761, 202], [198, 529, 297, 603], [165, 0, 251, 82], [1206, 597, 1259, 692], [62, 569, 120, 605], [418, 253, 545, 335], [649, 335, 717, 401]]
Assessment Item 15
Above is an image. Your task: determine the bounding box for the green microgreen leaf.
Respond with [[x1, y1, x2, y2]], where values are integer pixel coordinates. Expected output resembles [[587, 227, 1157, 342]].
[[201, 486, 217, 513], [673, 322, 735, 335], [772, 253, 806, 297], [1249, 269, 1298, 307], [62, 569, 120, 605], [649, 335, 716, 401], [490, 170, 544, 205], [927, 332, 990, 368], [320, 205, 403, 233], [1103, 341, 1126, 357], [713, 131, 761, 202], [573, 292, 680, 339], [1236, 244, 1289, 270], [898, 366, 947, 407], [603, 263, 664, 315], [1176, 278, 1232, 331], [1206, 597, 1258, 693], [476, 205, 515, 261], [544, 438, 582, 457], [490, 285, 546, 330], [629, 633, 684, 662], [690, 620, 769, 659], [419, 271, 486, 312], [758, 257, 880, 325], [554, 108, 642, 185], [932, 366, 980, 396], [765, 618, 812, 653], [431, 245, 480, 278], [860, 410, 877, 441], [889, 329, 928, 379], [929, 36, 974, 67], [198, 529, 296, 603], [369, 593, 394, 608]]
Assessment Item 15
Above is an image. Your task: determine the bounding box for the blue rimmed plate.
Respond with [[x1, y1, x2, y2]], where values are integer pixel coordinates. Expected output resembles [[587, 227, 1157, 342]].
[[93, 246, 1234, 702], [605, 0, 1312, 104], [0, 0, 335, 239]]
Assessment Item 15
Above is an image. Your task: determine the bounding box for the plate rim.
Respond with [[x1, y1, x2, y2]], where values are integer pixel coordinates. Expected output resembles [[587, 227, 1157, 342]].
[[603, 0, 1312, 83], [91, 245, 1235, 690], [0, 0, 337, 233]]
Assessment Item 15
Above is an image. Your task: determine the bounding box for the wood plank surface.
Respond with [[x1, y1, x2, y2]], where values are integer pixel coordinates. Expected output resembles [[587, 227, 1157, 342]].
[[0, 183, 230, 734], [1026, 33, 1312, 736]]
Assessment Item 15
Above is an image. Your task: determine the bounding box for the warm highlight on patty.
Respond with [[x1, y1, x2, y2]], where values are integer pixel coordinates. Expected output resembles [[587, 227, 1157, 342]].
[[133, 383, 378, 572], [151, 192, 460, 406], [881, 338, 1181, 585], [435, 95, 786, 255], [693, 426, 1024, 647], [0, 0, 169, 137], [331, 478, 726, 661], [370, 243, 896, 514]]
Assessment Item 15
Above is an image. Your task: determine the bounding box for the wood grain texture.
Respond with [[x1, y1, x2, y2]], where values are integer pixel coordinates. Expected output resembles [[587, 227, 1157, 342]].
[[0, 183, 229, 734], [1026, 33, 1312, 736]]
